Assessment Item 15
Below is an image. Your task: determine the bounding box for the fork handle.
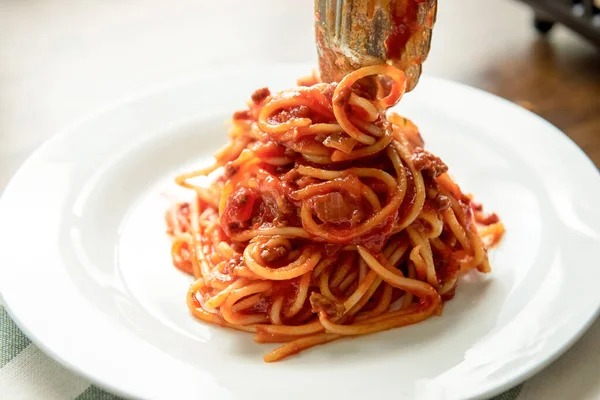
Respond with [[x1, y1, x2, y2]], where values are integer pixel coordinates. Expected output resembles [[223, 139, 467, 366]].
[[315, 0, 437, 91]]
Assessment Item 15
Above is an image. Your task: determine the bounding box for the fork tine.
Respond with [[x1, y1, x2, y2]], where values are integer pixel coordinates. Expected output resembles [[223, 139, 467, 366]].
[[316, 0, 390, 82], [315, 0, 437, 91]]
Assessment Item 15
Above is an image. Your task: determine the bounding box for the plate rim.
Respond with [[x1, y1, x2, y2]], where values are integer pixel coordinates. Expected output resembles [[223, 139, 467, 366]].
[[1, 63, 599, 400]]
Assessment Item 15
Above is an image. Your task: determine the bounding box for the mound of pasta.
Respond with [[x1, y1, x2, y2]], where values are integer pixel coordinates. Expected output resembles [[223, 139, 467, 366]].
[[165, 65, 504, 362]]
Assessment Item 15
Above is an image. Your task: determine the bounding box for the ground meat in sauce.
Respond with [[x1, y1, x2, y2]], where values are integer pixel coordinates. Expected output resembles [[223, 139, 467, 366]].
[[333, 86, 352, 107], [412, 148, 448, 177], [309, 292, 345, 319], [271, 105, 311, 123], [251, 87, 270, 104], [222, 255, 244, 275], [232, 110, 251, 120], [322, 83, 337, 102], [432, 194, 451, 211], [260, 245, 289, 263], [224, 163, 239, 178]]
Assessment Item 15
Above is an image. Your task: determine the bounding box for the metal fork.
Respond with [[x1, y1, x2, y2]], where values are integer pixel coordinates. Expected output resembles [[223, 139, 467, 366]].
[[315, 0, 438, 91]]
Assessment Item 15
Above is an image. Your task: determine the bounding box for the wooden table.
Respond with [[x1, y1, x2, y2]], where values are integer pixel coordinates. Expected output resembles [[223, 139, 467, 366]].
[[476, 38, 600, 166], [0, 0, 599, 399], [427, 0, 600, 167]]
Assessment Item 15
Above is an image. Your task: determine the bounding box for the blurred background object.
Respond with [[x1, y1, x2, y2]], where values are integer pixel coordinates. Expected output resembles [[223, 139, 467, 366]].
[[518, 0, 600, 46]]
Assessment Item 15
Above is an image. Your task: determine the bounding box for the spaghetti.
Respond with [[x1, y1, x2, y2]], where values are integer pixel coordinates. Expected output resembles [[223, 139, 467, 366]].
[[165, 64, 504, 362]]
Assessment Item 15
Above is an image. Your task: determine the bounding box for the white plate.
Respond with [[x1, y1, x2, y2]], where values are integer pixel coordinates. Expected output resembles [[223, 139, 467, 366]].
[[1, 64, 600, 400]]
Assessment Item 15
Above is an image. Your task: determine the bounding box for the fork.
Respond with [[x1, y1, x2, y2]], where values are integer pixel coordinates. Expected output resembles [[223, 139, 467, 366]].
[[315, 0, 438, 91]]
